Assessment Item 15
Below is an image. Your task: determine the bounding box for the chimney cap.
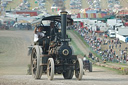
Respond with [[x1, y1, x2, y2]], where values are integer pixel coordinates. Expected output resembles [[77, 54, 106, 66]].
[[60, 11, 68, 14]]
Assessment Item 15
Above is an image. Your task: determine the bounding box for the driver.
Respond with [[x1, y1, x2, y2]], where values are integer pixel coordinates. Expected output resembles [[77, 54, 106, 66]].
[[50, 22, 59, 41], [50, 22, 55, 41], [34, 25, 45, 45]]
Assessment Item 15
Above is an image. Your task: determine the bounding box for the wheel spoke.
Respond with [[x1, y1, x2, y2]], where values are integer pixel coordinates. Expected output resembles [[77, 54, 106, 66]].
[[47, 66, 51, 70], [33, 49, 36, 53], [33, 67, 36, 70], [33, 54, 37, 58], [32, 58, 37, 65]]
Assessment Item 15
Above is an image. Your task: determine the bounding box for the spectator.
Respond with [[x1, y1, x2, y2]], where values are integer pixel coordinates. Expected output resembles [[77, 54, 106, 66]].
[[115, 44, 117, 48], [126, 55, 128, 62], [88, 52, 92, 58], [111, 40, 113, 43], [109, 45, 111, 49], [92, 56, 95, 60], [119, 43, 122, 48], [112, 44, 114, 49], [125, 47, 128, 51], [108, 40, 110, 44]]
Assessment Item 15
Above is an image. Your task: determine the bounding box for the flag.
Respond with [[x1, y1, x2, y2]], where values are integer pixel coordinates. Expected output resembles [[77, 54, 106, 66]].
[[57, 8, 59, 11], [52, 8, 54, 12]]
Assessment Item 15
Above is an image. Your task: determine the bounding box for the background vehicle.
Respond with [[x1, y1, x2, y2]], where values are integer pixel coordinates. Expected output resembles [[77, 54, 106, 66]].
[[108, 30, 116, 38], [83, 60, 92, 72]]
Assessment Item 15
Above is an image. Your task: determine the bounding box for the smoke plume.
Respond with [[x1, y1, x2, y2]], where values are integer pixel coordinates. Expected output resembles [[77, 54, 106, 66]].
[[53, 0, 65, 11]]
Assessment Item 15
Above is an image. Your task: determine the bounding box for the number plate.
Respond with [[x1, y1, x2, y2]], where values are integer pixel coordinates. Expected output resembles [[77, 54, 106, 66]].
[[60, 38, 71, 42]]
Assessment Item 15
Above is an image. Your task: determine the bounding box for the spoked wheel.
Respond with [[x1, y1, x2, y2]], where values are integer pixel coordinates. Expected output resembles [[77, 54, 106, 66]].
[[31, 45, 42, 79], [75, 58, 83, 80], [63, 70, 74, 79], [47, 58, 54, 80]]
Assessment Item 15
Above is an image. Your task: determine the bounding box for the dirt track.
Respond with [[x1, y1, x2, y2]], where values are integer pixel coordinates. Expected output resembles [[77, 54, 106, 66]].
[[0, 67, 128, 85], [0, 30, 128, 85]]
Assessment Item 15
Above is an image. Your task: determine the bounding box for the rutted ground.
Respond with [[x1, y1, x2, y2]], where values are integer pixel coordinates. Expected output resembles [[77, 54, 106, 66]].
[[0, 67, 128, 85], [0, 30, 128, 85]]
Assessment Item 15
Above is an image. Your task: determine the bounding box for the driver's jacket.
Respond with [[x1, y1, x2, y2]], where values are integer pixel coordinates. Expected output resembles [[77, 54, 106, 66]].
[[34, 32, 45, 42]]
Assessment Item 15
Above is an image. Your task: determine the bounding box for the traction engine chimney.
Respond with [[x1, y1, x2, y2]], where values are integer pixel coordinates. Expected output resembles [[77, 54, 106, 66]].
[[60, 11, 68, 45]]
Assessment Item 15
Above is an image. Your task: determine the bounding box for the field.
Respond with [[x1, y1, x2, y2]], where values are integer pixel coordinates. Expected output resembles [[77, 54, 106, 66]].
[[81, 0, 89, 9], [6, 0, 38, 10], [0, 30, 128, 85], [100, 0, 108, 9], [119, 0, 128, 8], [6, 0, 21, 10], [44, 0, 54, 14]]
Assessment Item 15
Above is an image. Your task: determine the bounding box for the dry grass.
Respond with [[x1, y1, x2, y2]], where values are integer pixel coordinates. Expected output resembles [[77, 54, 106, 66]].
[[65, 0, 70, 10], [6, 0, 21, 10], [119, 0, 128, 8], [0, 31, 33, 75], [81, 0, 89, 8], [100, 0, 108, 9], [28, 0, 38, 9], [45, 0, 54, 14], [6, 0, 38, 10]]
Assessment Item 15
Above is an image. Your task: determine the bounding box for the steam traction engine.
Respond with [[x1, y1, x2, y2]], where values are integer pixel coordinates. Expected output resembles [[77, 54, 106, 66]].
[[31, 11, 83, 80]]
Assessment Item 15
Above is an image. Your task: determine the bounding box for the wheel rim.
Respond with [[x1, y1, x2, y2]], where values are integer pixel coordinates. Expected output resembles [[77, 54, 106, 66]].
[[75, 60, 80, 78], [31, 46, 42, 79], [47, 61, 51, 76], [75, 58, 83, 80], [47, 58, 54, 80]]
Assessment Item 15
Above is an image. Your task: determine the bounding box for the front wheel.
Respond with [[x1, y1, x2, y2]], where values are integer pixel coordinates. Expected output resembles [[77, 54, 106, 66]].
[[75, 58, 83, 80], [47, 58, 54, 80]]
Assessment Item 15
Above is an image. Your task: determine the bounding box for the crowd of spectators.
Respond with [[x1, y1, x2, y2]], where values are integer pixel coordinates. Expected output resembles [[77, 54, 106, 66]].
[[73, 23, 128, 64]]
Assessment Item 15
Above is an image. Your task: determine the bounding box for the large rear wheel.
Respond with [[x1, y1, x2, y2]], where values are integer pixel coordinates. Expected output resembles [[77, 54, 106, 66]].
[[75, 58, 83, 80], [31, 45, 42, 79], [47, 58, 54, 80]]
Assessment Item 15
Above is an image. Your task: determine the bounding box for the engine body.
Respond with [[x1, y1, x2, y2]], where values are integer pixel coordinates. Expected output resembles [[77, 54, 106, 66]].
[[40, 11, 77, 74]]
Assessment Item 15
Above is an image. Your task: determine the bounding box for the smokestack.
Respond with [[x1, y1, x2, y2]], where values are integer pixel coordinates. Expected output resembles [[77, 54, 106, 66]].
[[60, 11, 68, 45]]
